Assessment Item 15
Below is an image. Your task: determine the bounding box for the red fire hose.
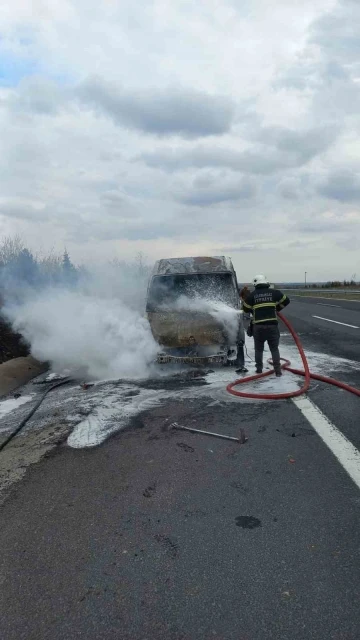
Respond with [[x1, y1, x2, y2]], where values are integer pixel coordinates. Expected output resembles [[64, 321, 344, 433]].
[[227, 312, 360, 400]]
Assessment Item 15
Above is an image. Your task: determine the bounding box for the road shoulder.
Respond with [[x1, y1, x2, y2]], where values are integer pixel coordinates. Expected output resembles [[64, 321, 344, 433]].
[[0, 356, 47, 398]]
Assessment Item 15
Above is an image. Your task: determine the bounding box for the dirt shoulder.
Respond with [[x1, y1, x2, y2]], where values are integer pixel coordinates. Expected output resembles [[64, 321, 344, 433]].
[[0, 355, 52, 504], [0, 421, 70, 506], [0, 356, 47, 398]]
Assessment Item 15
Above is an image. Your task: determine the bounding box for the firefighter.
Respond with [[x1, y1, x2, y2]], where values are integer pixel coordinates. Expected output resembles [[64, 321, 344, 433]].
[[238, 284, 251, 320], [234, 284, 250, 374], [239, 284, 250, 303], [243, 275, 290, 376]]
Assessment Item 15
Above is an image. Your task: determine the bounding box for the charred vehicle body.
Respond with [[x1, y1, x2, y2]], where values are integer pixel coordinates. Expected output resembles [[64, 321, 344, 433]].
[[146, 256, 245, 365]]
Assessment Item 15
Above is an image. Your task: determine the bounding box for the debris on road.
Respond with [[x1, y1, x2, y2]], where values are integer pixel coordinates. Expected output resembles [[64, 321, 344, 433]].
[[143, 484, 156, 498], [171, 422, 247, 443], [81, 382, 95, 390], [235, 515, 262, 529]]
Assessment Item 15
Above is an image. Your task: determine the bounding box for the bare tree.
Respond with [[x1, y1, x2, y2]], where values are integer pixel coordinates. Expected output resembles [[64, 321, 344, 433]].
[[0, 235, 25, 266], [134, 252, 151, 279], [37, 249, 63, 284]]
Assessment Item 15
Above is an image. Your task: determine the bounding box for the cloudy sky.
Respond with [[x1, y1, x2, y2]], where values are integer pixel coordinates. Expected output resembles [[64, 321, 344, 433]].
[[0, 0, 359, 282]]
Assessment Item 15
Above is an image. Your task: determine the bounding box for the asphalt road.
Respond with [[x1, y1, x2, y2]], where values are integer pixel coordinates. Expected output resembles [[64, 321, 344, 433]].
[[1, 297, 360, 640], [286, 296, 360, 359], [291, 294, 360, 315], [285, 297, 360, 453]]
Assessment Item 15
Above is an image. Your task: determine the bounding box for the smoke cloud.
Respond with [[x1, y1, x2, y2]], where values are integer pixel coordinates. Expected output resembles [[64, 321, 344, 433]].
[[1, 250, 159, 380], [0, 239, 242, 379], [162, 295, 241, 344], [5, 290, 158, 380]]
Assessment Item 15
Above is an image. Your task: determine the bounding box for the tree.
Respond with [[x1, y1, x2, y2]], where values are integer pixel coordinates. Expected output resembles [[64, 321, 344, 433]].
[[13, 248, 39, 286], [37, 250, 63, 286], [0, 246, 39, 304], [0, 235, 25, 267], [62, 250, 78, 285]]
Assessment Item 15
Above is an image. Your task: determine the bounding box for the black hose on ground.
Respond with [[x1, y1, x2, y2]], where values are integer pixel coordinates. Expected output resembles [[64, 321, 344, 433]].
[[0, 379, 73, 452], [244, 343, 253, 362]]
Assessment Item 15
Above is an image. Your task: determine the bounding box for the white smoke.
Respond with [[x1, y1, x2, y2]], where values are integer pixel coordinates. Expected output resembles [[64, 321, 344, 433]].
[[5, 290, 158, 380], [3, 260, 160, 380], [2, 259, 242, 379], [8, 291, 157, 379], [161, 295, 241, 344]]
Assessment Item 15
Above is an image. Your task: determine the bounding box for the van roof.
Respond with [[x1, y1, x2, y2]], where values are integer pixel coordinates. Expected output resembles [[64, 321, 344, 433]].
[[151, 256, 234, 277]]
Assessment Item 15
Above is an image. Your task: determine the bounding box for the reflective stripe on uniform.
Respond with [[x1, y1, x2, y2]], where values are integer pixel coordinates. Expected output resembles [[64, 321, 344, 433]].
[[243, 301, 253, 310], [253, 302, 276, 309], [278, 294, 287, 305], [253, 301, 277, 324]]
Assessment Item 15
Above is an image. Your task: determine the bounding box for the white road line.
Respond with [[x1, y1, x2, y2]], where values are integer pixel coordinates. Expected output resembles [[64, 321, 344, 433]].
[[293, 396, 360, 490], [317, 303, 340, 308], [313, 315, 359, 329]]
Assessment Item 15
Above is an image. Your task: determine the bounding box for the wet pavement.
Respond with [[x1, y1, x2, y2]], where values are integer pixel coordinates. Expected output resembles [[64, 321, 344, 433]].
[[0, 301, 360, 639]]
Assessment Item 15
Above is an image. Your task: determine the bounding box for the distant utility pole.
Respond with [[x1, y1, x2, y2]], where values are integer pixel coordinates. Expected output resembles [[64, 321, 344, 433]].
[[305, 271, 307, 288]]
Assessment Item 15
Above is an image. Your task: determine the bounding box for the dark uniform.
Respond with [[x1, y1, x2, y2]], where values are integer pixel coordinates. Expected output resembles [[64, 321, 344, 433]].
[[243, 285, 290, 375]]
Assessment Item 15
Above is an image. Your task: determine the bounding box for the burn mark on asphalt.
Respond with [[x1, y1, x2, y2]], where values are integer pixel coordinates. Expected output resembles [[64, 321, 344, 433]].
[[143, 484, 156, 498], [184, 508, 207, 518], [276, 427, 315, 437], [154, 534, 179, 557], [129, 415, 145, 430], [235, 516, 262, 529], [176, 442, 194, 453], [230, 481, 249, 494]]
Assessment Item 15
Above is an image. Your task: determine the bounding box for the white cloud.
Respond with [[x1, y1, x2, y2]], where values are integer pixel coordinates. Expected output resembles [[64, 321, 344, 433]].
[[0, 0, 359, 281]]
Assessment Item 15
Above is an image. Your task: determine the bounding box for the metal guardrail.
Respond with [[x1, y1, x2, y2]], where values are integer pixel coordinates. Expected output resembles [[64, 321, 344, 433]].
[[282, 289, 360, 294]]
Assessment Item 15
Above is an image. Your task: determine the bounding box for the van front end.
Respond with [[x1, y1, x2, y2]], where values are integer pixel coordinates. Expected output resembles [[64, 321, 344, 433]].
[[145, 259, 244, 366]]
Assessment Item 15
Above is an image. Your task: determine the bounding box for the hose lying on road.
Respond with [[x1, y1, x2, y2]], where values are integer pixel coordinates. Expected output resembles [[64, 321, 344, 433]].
[[1, 315, 358, 451], [227, 312, 360, 400], [0, 379, 72, 452]]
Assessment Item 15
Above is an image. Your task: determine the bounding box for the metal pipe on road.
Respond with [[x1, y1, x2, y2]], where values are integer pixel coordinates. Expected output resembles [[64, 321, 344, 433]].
[[171, 422, 244, 443]]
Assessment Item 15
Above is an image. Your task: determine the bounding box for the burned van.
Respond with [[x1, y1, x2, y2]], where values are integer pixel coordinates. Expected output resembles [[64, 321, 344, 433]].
[[146, 256, 245, 365]]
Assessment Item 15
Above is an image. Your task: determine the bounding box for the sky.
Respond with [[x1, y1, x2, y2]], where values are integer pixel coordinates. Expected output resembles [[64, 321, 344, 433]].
[[0, 0, 359, 282]]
